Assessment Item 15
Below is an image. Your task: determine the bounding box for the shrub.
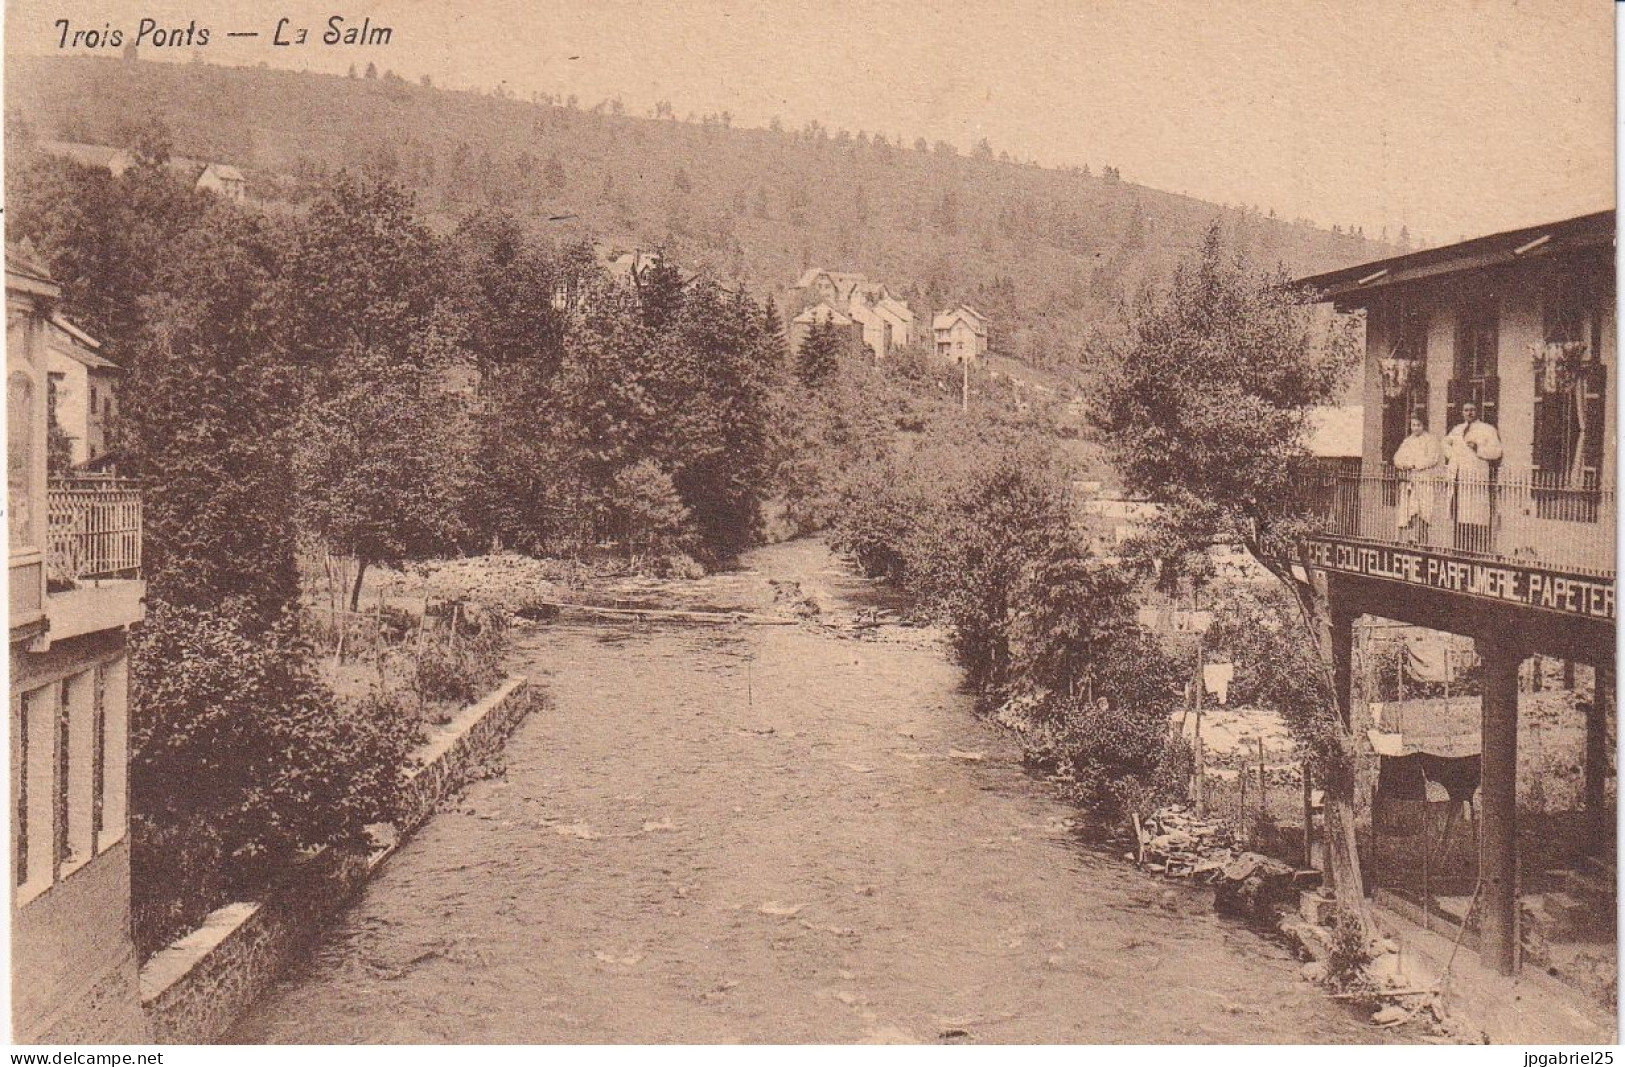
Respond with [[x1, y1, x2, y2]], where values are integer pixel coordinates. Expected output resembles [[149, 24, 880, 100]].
[[411, 615, 507, 709], [130, 603, 419, 902], [1324, 909, 1378, 998], [129, 814, 227, 959]]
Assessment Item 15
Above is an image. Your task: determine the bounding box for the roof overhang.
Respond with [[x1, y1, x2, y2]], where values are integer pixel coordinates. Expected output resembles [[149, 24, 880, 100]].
[[1290, 210, 1615, 309]]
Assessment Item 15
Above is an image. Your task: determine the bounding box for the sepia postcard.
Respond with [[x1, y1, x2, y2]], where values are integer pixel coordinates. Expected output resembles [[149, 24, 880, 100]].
[[2, 0, 1617, 1049]]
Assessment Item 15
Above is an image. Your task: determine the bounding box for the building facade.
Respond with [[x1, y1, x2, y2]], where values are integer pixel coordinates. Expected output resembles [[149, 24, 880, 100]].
[[1293, 211, 1615, 978], [9, 250, 148, 1043], [46, 316, 120, 469], [933, 305, 989, 361]]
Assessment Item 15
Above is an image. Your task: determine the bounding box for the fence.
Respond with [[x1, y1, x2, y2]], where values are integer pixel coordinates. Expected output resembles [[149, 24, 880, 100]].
[[46, 477, 142, 585], [1296, 465, 1615, 578]]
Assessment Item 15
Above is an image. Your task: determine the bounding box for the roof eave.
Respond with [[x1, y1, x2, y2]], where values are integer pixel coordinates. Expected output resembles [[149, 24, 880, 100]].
[[1292, 209, 1615, 307]]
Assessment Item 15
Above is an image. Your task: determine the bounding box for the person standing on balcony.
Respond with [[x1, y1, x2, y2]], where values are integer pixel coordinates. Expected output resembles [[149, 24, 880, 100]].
[[1444, 402, 1503, 552], [1393, 414, 1444, 544]]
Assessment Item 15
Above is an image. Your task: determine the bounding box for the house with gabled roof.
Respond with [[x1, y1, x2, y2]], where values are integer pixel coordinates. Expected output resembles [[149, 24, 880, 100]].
[[195, 163, 246, 202], [788, 302, 861, 356], [933, 304, 989, 362], [847, 301, 892, 362], [873, 297, 916, 349], [786, 269, 918, 358]]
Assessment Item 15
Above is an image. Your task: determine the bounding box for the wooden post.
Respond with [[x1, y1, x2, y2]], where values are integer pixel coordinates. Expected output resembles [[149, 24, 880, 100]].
[[1478, 630, 1522, 976], [1256, 738, 1267, 819], [1302, 761, 1314, 870], [1238, 760, 1248, 835], [1586, 658, 1613, 847], [1192, 635, 1205, 816], [960, 356, 969, 413]]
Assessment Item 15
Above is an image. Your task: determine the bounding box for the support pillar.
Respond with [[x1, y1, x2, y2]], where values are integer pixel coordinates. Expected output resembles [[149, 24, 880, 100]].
[[1477, 631, 1523, 976], [1330, 603, 1355, 727], [1586, 658, 1614, 849]]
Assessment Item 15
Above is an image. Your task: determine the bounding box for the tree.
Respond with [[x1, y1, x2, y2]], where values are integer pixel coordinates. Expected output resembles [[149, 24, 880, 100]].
[[543, 154, 566, 193], [280, 174, 465, 606], [122, 206, 303, 622], [1090, 224, 1369, 920], [293, 330, 475, 609], [796, 317, 843, 387], [121, 117, 174, 168]]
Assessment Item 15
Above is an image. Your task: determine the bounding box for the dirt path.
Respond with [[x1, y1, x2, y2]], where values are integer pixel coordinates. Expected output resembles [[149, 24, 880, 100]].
[[229, 539, 1391, 1044]]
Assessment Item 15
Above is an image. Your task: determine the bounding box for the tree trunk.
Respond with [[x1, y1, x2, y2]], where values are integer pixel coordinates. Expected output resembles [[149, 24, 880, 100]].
[[348, 557, 370, 613], [1249, 541, 1374, 938]]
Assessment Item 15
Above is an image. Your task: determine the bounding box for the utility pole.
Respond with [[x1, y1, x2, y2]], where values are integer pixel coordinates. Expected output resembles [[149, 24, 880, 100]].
[[1192, 633, 1205, 816]]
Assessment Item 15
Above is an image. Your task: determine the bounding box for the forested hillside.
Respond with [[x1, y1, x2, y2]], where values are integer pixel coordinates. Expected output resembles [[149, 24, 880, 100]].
[[8, 54, 1393, 373]]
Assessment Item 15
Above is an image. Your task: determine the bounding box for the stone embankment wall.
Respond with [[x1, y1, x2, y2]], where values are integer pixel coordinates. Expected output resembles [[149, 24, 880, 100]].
[[140, 676, 532, 1044]]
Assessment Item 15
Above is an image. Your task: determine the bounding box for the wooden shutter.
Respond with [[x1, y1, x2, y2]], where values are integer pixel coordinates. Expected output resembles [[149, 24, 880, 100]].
[[1580, 363, 1606, 487], [1479, 376, 1500, 427], [1530, 386, 1552, 481]]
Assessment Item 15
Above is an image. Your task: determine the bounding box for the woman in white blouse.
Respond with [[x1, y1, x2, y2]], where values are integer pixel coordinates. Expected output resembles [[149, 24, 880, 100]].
[[1392, 414, 1444, 543]]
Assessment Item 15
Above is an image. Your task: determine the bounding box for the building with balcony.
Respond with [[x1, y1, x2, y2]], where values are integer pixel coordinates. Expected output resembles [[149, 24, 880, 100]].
[[47, 314, 122, 470], [1292, 211, 1615, 994], [8, 249, 148, 1043]]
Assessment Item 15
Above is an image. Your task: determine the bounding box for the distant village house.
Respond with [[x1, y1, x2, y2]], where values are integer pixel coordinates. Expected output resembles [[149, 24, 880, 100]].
[[933, 304, 989, 362]]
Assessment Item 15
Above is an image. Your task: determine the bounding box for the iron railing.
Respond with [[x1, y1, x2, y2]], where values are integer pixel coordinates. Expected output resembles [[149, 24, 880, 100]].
[[1295, 465, 1615, 579], [46, 477, 142, 584]]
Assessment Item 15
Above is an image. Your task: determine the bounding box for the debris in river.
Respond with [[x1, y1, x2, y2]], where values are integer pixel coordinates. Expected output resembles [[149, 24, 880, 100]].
[[592, 950, 644, 966], [758, 901, 805, 917], [641, 818, 676, 833], [554, 822, 599, 840]]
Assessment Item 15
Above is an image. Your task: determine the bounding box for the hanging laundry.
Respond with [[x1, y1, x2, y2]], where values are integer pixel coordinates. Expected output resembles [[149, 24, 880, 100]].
[[1202, 662, 1235, 705]]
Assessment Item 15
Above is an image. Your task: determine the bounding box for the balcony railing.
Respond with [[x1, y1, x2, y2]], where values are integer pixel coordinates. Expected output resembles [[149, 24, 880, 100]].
[[1295, 465, 1615, 579], [47, 477, 142, 586]]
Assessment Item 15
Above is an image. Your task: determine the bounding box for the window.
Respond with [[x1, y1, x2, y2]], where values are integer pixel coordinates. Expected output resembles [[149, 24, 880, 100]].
[[1533, 267, 1608, 520], [100, 657, 128, 849], [13, 660, 130, 901], [1375, 294, 1432, 465], [93, 668, 106, 842], [56, 680, 70, 869], [1447, 292, 1500, 429], [18, 687, 55, 901], [63, 671, 96, 869]]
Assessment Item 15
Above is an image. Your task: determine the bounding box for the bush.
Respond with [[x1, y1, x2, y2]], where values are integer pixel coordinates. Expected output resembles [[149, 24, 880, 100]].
[[1324, 909, 1378, 998], [130, 814, 227, 959], [130, 603, 419, 901], [411, 615, 506, 709]]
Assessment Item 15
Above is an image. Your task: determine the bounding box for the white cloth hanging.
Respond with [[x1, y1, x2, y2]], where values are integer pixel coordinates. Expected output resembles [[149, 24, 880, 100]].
[[1202, 662, 1234, 705]]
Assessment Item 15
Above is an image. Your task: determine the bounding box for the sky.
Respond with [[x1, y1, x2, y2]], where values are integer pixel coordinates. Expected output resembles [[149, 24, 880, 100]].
[[4, 0, 1616, 244]]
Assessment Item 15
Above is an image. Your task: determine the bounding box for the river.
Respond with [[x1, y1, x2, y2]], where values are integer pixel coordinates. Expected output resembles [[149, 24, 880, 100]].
[[228, 539, 1391, 1043]]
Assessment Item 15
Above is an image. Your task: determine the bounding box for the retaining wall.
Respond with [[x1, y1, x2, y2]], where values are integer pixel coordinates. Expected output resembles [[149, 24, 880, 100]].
[[139, 676, 532, 1044]]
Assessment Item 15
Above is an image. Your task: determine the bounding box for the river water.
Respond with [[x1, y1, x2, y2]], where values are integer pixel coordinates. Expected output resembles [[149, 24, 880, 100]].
[[228, 539, 1392, 1044]]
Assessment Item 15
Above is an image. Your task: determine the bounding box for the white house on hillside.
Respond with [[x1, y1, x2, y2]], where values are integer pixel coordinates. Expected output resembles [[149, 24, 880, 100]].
[[195, 163, 247, 202], [786, 269, 917, 360], [933, 305, 989, 362]]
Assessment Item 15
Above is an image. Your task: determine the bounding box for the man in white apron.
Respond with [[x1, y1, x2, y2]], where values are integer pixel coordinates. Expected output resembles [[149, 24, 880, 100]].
[[1443, 402, 1503, 552]]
